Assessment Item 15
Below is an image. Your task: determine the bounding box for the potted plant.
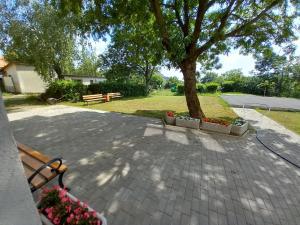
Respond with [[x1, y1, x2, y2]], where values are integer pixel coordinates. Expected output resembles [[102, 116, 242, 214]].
[[175, 116, 200, 129], [231, 118, 248, 136], [165, 111, 176, 125], [37, 186, 107, 225], [201, 118, 232, 134]]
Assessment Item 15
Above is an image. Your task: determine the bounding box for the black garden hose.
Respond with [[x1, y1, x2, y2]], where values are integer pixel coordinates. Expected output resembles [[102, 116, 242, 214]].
[[256, 129, 300, 169]]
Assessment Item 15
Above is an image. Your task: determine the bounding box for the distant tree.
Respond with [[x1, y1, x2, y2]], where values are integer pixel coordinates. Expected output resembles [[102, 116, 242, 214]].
[[165, 76, 181, 88], [150, 74, 164, 89], [0, 2, 77, 80], [257, 80, 275, 96], [201, 72, 219, 83], [59, 0, 297, 118], [72, 44, 102, 77], [102, 21, 163, 93], [222, 69, 244, 82], [254, 47, 298, 95]]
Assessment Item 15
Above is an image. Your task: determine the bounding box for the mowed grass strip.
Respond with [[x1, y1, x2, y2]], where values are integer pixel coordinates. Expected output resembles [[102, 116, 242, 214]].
[[258, 110, 300, 135], [3, 94, 46, 112], [63, 91, 237, 121]]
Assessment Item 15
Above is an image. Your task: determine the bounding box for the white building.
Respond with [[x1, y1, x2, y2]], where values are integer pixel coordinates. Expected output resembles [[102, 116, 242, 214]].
[[0, 62, 47, 93], [64, 75, 106, 85]]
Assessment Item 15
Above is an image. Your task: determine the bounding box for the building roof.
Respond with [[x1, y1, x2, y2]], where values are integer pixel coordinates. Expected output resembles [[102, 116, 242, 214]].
[[64, 74, 105, 79]]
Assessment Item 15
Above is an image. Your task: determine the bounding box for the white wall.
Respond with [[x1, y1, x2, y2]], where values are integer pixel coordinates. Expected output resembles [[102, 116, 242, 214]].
[[3, 77, 15, 92], [4, 64, 21, 92], [65, 76, 106, 85], [15, 65, 47, 93]]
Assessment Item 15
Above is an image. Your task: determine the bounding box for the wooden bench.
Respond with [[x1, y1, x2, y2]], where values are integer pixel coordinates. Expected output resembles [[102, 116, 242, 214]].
[[107, 92, 122, 100], [82, 94, 106, 105], [18, 143, 68, 192]]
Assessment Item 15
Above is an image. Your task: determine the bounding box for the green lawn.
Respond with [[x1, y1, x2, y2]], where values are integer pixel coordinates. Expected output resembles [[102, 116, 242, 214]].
[[258, 110, 300, 135], [63, 90, 237, 121], [3, 94, 46, 112], [2, 90, 237, 121]]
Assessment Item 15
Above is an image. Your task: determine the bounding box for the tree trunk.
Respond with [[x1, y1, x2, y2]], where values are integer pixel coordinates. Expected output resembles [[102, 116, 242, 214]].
[[53, 63, 64, 80], [144, 63, 152, 95], [180, 60, 205, 119]]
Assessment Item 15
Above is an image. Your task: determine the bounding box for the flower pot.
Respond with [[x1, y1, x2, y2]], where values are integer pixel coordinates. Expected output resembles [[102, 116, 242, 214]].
[[37, 188, 107, 225], [176, 117, 200, 129], [201, 121, 232, 134], [165, 115, 176, 125], [231, 121, 248, 136]]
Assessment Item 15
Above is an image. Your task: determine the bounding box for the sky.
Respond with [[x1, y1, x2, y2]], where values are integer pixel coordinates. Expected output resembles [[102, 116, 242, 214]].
[[92, 37, 300, 80]]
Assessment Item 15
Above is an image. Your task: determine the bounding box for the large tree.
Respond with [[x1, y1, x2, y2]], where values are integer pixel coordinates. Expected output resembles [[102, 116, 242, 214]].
[[254, 47, 298, 95], [0, 1, 77, 80], [59, 0, 297, 118]]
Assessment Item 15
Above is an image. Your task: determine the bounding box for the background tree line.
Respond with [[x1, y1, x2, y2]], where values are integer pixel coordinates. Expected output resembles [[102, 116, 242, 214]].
[[0, 0, 299, 115]]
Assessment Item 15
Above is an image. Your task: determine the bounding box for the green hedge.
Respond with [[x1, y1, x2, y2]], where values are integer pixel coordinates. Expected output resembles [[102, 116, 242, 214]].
[[196, 83, 206, 93], [177, 84, 185, 94], [45, 80, 86, 101], [88, 81, 147, 97], [205, 82, 219, 92], [221, 81, 235, 92]]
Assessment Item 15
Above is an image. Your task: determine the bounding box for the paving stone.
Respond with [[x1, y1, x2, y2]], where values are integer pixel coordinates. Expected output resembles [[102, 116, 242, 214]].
[[8, 105, 300, 225]]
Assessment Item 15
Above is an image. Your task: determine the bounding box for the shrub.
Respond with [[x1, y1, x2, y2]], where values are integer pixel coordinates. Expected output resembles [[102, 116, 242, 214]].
[[177, 84, 185, 94], [221, 81, 235, 92], [150, 74, 164, 89], [87, 81, 147, 96], [45, 80, 86, 101], [196, 83, 206, 93], [205, 82, 219, 93], [164, 76, 180, 89]]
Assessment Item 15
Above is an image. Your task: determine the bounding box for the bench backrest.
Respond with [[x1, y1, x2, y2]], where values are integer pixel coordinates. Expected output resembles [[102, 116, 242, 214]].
[[17, 143, 67, 173], [108, 92, 122, 98], [83, 94, 104, 101]]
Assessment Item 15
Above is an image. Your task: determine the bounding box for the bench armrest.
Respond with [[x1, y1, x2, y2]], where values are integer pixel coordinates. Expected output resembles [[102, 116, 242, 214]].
[[27, 158, 63, 184]]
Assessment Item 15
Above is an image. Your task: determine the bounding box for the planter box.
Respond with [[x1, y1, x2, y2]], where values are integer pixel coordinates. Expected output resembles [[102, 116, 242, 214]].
[[165, 115, 176, 125], [37, 188, 107, 225], [201, 121, 232, 134], [176, 117, 200, 129], [231, 122, 248, 136]]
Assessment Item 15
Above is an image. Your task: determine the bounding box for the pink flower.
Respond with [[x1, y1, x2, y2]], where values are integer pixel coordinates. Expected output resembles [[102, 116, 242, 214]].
[[83, 202, 88, 209], [54, 185, 60, 190], [47, 212, 53, 220], [66, 213, 74, 223], [83, 212, 90, 219], [92, 211, 97, 217], [61, 197, 69, 203], [74, 207, 82, 215], [45, 207, 53, 214], [65, 205, 72, 213], [59, 189, 67, 198], [53, 217, 60, 225]]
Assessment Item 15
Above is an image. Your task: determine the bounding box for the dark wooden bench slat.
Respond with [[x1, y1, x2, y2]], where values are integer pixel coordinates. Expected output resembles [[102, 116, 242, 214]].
[[17, 142, 68, 192], [20, 151, 56, 179], [17, 143, 67, 173], [23, 165, 48, 189], [83, 98, 105, 101]]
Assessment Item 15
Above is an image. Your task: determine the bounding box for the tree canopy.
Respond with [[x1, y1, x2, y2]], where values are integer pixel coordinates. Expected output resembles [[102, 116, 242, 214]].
[[58, 0, 297, 118], [0, 1, 78, 80]]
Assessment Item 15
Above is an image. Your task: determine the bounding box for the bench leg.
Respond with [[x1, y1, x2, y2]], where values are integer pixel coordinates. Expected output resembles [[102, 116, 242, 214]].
[[58, 172, 70, 191]]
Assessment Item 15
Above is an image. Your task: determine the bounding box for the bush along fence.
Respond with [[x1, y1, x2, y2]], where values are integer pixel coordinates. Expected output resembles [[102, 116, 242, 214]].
[[88, 81, 147, 97], [164, 112, 248, 136], [175, 76, 300, 98], [43, 80, 147, 101]]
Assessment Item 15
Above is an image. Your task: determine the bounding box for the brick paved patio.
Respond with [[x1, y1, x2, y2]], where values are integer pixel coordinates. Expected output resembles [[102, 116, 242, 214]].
[[8, 106, 300, 225]]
